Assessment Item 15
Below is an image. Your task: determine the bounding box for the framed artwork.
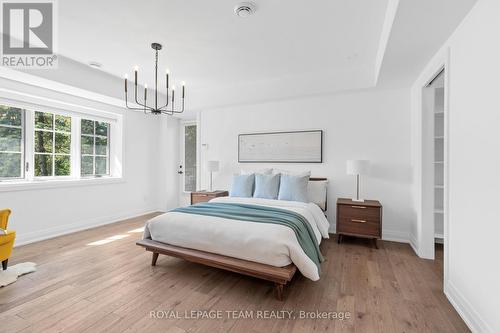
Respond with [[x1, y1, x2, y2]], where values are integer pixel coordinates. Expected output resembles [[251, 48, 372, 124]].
[[238, 130, 323, 163]]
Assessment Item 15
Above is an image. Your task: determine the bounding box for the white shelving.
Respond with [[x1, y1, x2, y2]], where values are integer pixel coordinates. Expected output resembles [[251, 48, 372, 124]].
[[433, 84, 445, 241]]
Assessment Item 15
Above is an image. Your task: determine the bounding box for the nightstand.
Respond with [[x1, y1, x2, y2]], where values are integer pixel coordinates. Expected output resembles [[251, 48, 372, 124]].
[[190, 190, 229, 205], [336, 198, 382, 248]]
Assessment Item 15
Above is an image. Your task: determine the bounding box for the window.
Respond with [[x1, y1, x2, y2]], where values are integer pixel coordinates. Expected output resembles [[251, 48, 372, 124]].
[[0, 102, 120, 186], [0, 106, 24, 179], [183, 124, 197, 192], [34, 111, 71, 177], [81, 119, 110, 176]]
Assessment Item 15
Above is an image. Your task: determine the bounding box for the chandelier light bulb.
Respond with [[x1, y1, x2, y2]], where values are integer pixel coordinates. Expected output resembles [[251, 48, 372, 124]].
[[181, 81, 186, 86], [124, 74, 128, 79], [144, 84, 148, 89], [134, 65, 139, 71], [166, 69, 170, 74], [172, 85, 176, 90]]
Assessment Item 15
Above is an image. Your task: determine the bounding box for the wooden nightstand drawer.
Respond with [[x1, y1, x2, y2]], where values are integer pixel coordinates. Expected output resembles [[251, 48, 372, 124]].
[[338, 205, 380, 221], [191, 191, 229, 205], [337, 217, 380, 237]]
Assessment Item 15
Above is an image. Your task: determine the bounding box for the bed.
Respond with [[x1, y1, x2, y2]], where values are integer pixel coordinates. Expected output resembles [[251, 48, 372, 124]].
[[137, 178, 329, 300]]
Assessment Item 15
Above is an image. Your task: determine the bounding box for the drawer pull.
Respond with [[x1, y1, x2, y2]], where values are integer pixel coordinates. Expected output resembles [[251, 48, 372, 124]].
[[351, 219, 367, 223], [351, 206, 367, 209]]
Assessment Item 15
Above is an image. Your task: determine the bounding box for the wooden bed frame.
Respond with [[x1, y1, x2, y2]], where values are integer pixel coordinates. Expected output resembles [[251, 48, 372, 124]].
[[137, 238, 296, 300], [136, 177, 327, 301]]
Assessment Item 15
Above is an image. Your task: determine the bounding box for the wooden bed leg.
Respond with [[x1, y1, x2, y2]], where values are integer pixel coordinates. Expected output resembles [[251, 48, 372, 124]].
[[151, 252, 159, 266], [274, 283, 285, 301]]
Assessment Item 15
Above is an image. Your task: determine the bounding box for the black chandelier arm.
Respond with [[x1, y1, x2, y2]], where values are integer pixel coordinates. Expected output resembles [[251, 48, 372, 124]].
[[126, 86, 183, 114], [157, 94, 185, 113], [169, 98, 185, 113], [125, 90, 154, 111]]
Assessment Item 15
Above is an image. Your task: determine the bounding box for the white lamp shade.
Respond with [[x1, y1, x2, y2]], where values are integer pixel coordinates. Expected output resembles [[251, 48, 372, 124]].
[[206, 160, 220, 172], [346, 160, 370, 175]]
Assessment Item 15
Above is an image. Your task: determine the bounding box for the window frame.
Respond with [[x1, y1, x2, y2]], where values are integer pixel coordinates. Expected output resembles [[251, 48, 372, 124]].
[[32, 110, 73, 179], [181, 121, 197, 193], [80, 118, 111, 178], [0, 99, 123, 189], [0, 107, 25, 180]]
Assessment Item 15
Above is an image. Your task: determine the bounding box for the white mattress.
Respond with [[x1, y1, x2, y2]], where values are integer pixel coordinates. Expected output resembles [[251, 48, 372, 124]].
[[143, 197, 330, 281]]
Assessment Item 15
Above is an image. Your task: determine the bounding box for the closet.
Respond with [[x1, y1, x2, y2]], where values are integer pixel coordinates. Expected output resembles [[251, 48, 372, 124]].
[[429, 71, 445, 243]]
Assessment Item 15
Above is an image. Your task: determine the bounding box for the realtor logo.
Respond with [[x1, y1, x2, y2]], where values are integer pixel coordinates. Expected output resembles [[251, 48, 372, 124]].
[[1, 0, 57, 68]]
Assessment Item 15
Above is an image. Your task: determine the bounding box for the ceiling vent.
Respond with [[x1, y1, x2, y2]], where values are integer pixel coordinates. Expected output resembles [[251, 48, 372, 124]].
[[234, 2, 256, 18], [88, 61, 102, 69]]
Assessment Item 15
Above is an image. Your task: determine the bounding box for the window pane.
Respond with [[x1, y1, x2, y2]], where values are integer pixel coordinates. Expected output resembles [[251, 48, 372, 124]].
[[95, 137, 107, 155], [34, 130, 53, 153], [81, 119, 94, 135], [81, 136, 94, 154], [0, 127, 22, 151], [55, 132, 71, 154], [0, 153, 21, 178], [55, 115, 71, 132], [55, 155, 70, 176], [34, 111, 53, 130], [184, 125, 197, 192], [0, 106, 22, 126], [95, 122, 108, 136], [35, 154, 53, 176], [95, 156, 107, 175], [81, 155, 93, 176]]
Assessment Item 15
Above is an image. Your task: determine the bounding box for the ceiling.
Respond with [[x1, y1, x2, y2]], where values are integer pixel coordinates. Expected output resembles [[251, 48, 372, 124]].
[[377, 0, 478, 88], [9, 0, 478, 117], [55, 0, 392, 112]]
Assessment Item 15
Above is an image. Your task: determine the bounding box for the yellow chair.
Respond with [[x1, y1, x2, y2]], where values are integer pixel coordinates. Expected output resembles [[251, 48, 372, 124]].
[[0, 209, 15, 270]]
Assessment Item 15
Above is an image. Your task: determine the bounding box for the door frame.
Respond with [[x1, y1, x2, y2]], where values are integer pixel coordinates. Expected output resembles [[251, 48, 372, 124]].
[[415, 48, 450, 284], [179, 120, 198, 202]]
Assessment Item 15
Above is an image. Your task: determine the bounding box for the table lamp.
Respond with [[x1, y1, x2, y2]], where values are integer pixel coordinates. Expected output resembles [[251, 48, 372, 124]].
[[206, 160, 220, 192], [346, 160, 370, 202]]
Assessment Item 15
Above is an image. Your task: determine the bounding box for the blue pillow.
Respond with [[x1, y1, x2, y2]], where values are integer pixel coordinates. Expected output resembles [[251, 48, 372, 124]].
[[230, 174, 255, 197], [254, 173, 280, 199], [278, 174, 309, 202]]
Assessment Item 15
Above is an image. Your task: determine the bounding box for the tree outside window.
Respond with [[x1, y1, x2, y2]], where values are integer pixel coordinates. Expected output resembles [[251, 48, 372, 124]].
[[34, 111, 71, 177]]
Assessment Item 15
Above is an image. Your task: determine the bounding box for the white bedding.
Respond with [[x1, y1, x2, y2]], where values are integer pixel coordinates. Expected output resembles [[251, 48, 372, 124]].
[[143, 197, 330, 281]]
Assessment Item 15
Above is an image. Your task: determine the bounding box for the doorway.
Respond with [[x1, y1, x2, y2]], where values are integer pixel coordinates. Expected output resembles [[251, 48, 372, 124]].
[[179, 121, 197, 206], [421, 67, 447, 262]]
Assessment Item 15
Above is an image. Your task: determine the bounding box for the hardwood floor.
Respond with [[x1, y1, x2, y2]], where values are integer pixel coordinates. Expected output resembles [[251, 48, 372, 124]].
[[0, 214, 468, 333]]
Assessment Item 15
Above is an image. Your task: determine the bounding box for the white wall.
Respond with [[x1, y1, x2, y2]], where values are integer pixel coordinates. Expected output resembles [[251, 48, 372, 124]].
[[199, 88, 413, 241], [412, 0, 500, 331], [0, 68, 176, 245]]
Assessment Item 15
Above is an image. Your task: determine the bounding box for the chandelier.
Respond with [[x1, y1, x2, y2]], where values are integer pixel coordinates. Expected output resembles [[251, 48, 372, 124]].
[[124, 42, 185, 115]]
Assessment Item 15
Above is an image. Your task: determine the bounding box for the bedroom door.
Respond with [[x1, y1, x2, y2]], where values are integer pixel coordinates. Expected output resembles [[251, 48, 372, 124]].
[[179, 121, 197, 206]]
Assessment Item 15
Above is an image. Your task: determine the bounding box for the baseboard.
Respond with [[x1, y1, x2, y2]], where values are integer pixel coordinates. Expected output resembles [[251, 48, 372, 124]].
[[327, 228, 410, 244], [409, 231, 419, 256], [445, 281, 493, 333], [382, 229, 409, 243], [14, 206, 159, 247]]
